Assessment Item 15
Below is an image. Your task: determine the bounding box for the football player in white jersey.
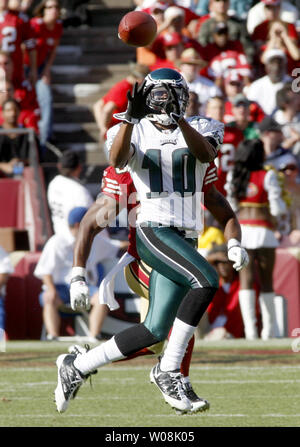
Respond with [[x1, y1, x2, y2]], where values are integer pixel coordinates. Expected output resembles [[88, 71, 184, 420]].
[[54, 68, 249, 414]]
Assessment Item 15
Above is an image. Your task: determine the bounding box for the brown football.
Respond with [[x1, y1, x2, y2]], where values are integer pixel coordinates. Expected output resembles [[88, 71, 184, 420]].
[[118, 11, 157, 47]]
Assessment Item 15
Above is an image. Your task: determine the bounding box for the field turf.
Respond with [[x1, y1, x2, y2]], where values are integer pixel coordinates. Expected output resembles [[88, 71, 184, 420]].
[[0, 338, 299, 429]]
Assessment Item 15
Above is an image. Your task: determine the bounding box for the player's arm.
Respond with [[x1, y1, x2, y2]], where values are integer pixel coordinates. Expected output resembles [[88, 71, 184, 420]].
[[70, 193, 120, 310], [73, 194, 120, 268], [177, 119, 218, 163], [204, 185, 248, 271], [93, 99, 116, 141], [109, 122, 135, 168], [110, 80, 156, 168], [163, 85, 222, 163]]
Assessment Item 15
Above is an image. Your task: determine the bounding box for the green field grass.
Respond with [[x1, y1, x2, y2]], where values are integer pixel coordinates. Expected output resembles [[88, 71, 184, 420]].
[[0, 339, 300, 428]]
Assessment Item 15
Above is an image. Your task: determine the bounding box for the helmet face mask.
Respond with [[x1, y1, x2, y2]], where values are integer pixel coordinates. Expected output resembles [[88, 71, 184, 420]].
[[144, 68, 189, 125]]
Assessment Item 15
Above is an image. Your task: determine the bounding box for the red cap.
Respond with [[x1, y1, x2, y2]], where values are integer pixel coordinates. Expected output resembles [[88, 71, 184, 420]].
[[162, 32, 183, 47], [225, 71, 243, 84]]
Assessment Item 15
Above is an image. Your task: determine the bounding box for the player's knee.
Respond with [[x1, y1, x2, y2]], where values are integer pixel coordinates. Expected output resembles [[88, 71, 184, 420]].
[[144, 322, 170, 342], [191, 260, 219, 290]]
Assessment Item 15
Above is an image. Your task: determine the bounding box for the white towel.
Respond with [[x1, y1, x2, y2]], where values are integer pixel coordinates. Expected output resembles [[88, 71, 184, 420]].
[[98, 252, 135, 310]]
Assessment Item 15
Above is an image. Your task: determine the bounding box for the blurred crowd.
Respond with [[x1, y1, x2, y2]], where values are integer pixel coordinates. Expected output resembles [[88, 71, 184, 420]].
[[94, 0, 300, 340], [0, 0, 64, 177], [95, 0, 300, 245]]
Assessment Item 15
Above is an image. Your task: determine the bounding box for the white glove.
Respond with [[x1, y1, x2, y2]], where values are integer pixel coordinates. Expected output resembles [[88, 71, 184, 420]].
[[70, 267, 90, 311], [227, 239, 249, 272]]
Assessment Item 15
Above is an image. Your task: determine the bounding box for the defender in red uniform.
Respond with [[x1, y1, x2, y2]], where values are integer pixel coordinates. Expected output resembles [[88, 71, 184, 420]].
[[226, 139, 288, 340], [101, 165, 209, 413]]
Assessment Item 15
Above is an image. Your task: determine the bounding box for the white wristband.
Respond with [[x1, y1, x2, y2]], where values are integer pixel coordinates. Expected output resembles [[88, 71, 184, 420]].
[[71, 267, 86, 278], [227, 238, 241, 250]]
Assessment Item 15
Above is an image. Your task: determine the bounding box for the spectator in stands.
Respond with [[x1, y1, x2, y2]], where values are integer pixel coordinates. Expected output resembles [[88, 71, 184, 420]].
[[203, 21, 252, 89], [195, 0, 253, 19], [223, 71, 265, 124], [226, 138, 288, 339], [227, 0, 253, 20], [150, 9, 207, 67], [276, 152, 300, 239], [194, 0, 209, 15], [150, 31, 185, 70], [205, 95, 225, 123], [258, 116, 291, 170], [178, 47, 222, 112], [196, 0, 256, 65], [0, 51, 40, 135], [136, 2, 168, 67], [247, 0, 299, 36], [228, 94, 260, 140], [0, 0, 37, 86], [0, 99, 32, 175], [8, 0, 33, 13], [26, 0, 63, 148], [0, 80, 39, 134], [156, 5, 188, 35], [93, 63, 149, 142], [47, 150, 94, 235], [34, 207, 121, 341], [252, 5, 300, 76], [185, 90, 201, 116], [205, 95, 244, 196], [0, 245, 14, 332], [59, 0, 90, 27], [274, 83, 300, 158], [246, 49, 291, 115], [204, 243, 245, 339], [139, 0, 200, 30]]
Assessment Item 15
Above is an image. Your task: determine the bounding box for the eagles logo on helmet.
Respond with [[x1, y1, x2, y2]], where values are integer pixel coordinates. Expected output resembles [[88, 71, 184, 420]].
[[144, 68, 189, 125]]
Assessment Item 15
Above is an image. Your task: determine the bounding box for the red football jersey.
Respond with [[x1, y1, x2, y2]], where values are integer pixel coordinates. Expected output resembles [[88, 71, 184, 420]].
[[0, 11, 35, 84], [214, 125, 244, 196], [207, 50, 252, 80], [101, 166, 139, 259], [252, 20, 298, 42], [0, 106, 39, 132], [101, 79, 133, 130], [14, 79, 40, 113], [24, 17, 63, 68], [239, 170, 269, 205], [207, 276, 244, 338]]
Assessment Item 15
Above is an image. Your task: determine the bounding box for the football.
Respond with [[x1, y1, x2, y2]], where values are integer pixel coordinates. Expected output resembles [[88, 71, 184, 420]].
[[118, 11, 157, 47]]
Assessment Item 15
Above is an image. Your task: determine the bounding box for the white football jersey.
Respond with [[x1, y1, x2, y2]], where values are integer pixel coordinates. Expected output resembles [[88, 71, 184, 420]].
[[47, 175, 94, 236], [106, 116, 223, 231]]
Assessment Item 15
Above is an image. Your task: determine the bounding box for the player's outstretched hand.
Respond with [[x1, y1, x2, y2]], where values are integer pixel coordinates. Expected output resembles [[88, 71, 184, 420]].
[[70, 274, 90, 311], [163, 83, 183, 124], [114, 81, 158, 124], [227, 239, 249, 271]]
